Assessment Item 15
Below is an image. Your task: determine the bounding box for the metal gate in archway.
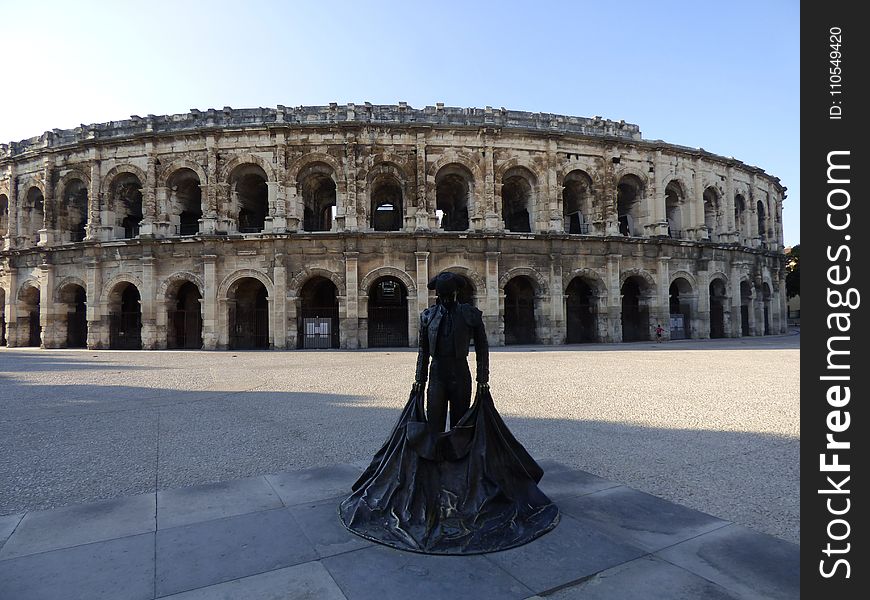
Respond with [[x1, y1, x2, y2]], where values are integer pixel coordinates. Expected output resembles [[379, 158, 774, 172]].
[[109, 312, 142, 349], [368, 278, 408, 348]]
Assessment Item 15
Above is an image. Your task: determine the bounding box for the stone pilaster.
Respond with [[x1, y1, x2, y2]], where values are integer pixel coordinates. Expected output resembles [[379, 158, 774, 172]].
[[343, 251, 359, 348], [549, 253, 564, 343], [4, 164, 17, 249], [485, 251, 500, 343], [415, 251, 430, 315], [606, 254, 621, 342], [657, 256, 671, 340], [38, 157, 56, 247], [139, 146, 158, 237], [38, 262, 56, 347], [272, 254, 287, 348], [86, 260, 102, 349], [201, 254, 217, 349], [140, 256, 158, 348]]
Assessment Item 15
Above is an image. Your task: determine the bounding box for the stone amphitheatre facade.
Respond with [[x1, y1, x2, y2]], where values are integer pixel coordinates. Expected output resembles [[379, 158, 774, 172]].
[[0, 103, 786, 351]]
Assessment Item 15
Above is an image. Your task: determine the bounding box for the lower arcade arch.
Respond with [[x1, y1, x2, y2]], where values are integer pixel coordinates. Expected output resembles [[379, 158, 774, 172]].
[[367, 276, 409, 348], [228, 278, 269, 350], [565, 277, 598, 343], [58, 283, 88, 348], [709, 278, 728, 339], [621, 276, 651, 342], [19, 284, 41, 347], [669, 277, 694, 340], [109, 282, 142, 350], [298, 277, 340, 349], [503, 276, 537, 345], [0, 287, 6, 346], [167, 281, 203, 349]]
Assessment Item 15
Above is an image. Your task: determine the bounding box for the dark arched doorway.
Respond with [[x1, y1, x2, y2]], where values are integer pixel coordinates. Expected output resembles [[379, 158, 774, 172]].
[[762, 283, 772, 335], [109, 283, 142, 349], [0, 287, 6, 346], [60, 284, 87, 348], [168, 281, 202, 349], [621, 276, 650, 342], [229, 278, 269, 349], [368, 277, 408, 348], [669, 278, 693, 340], [709, 279, 727, 338], [504, 276, 536, 345], [20, 285, 41, 347], [566, 277, 596, 343], [740, 280, 753, 336], [299, 277, 340, 349]]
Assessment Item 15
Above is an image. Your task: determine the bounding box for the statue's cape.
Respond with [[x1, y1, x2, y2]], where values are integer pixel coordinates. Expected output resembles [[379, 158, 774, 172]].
[[338, 387, 559, 554]]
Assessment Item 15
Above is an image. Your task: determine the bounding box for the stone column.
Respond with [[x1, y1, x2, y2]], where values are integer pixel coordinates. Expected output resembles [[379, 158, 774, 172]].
[[549, 253, 564, 344], [86, 155, 107, 241], [201, 254, 217, 349], [4, 165, 17, 250], [341, 137, 356, 231], [272, 137, 287, 233], [272, 254, 287, 348], [607, 254, 621, 342], [485, 251, 500, 344], [140, 256, 158, 349], [692, 157, 705, 239], [85, 261, 102, 348], [724, 165, 736, 242], [415, 251, 430, 316], [415, 132, 430, 230], [730, 263, 743, 337], [657, 256, 671, 340], [38, 158, 56, 247], [139, 147, 158, 238], [4, 267, 18, 345], [38, 262, 55, 347], [547, 140, 562, 233], [602, 150, 619, 235], [696, 267, 710, 339], [483, 136, 498, 230], [200, 137, 219, 234], [343, 251, 359, 348], [264, 182, 280, 233]]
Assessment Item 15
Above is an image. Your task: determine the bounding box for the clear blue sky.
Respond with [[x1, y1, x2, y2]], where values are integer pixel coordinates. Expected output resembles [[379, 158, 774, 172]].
[[1, 0, 799, 246]]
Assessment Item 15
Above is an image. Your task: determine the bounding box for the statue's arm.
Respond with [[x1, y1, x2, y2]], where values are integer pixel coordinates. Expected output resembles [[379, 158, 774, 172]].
[[472, 309, 490, 384], [415, 312, 430, 384]]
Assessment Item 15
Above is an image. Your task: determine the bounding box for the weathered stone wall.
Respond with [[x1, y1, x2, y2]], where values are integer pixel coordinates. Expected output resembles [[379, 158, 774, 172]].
[[0, 104, 787, 350]]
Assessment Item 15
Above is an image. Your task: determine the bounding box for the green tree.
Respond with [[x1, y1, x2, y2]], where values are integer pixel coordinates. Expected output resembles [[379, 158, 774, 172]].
[[786, 245, 800, 299]]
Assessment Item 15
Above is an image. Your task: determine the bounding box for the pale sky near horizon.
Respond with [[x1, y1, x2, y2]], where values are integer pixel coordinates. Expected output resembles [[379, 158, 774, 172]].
[[0, 0, 799, 246]]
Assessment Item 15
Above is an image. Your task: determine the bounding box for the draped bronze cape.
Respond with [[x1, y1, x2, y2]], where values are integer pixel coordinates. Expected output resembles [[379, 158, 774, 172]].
[[338, 386, 559, 554]]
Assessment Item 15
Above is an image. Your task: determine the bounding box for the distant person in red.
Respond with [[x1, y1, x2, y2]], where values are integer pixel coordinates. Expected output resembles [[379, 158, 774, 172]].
[[655, 323, 665, 343]]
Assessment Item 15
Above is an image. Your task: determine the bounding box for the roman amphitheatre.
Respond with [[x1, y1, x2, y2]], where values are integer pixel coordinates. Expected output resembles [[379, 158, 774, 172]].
[[0, 103, 786, 350]]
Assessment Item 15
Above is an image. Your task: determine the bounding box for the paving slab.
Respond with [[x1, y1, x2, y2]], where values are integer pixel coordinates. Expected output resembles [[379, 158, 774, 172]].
[[322, 543, 534, 600], [157, 475, 283, 529], [0, 513, 23, 550], [483, 512, 647, 594], [0, 492, 155, 559], [558, 485, 730, 552], [0, 532, 154, 600], [156, 506, 317, 597], [265, 464, 363, 506], [656, 523, 800, 600], [160, 561, 348, 600], [544, 555, 742, 599], [537, 465, 620, 499], [288, 496, 373, 558]]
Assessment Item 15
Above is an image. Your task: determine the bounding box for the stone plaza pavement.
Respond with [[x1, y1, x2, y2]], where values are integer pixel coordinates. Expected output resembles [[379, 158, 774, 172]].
[[0, 334, 800, 597], [0, 459, 798, 600]]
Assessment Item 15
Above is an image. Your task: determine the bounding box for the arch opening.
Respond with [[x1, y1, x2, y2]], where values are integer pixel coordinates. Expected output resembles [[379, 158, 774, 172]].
[[168, 281, 202, 349], [566, 277, 597, 343], [665, 181, 685, 239], [168, 169, 202, 236], [300, 164, 337, 232], [370, 176, 403, 232], [0, 287, 6, 346], [703, 187, 720, 241], [111, 174, 143, 239], [24, 187, 45, 245], [232, 165, 268, 233], [734, 194, 746, 244], [617, 175, 643, 237], [109, 283, 142, 349], [368, 277, 408, 348], [0, 194, 8, 240], [709, 278, 727, 338], [435, 166, 471, 231], [229, 277, 269, 349], [504, 276, 536, 345], [299, 277, 340, 349], [502, 173, 532, 232], [60, 180, 88, 242], [740, 280, 753, 336], [20, 285, 41, 347], [59, 284, 87, 348], [563, 171, 593, 234], [621, 276, 650, 342], [669, 278, 693, 340]]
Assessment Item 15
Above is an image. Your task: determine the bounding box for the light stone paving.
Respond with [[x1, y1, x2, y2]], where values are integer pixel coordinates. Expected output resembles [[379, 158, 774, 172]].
[[0, 332, 799, 545]]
